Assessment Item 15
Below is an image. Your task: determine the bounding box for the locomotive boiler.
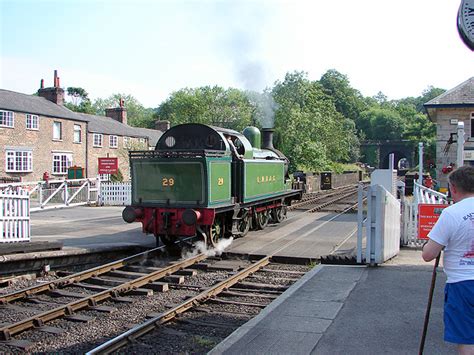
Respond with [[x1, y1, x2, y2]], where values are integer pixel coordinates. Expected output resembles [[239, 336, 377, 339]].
[[122, 123, 302, 247]]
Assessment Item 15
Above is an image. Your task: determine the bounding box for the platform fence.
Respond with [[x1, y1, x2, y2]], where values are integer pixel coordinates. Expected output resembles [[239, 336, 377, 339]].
[[100, 182, 131, 206], [401, 182, 449, 247], [0, 188, 30, 243]]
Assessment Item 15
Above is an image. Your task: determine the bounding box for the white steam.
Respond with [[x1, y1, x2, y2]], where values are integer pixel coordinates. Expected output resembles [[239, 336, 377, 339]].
[[181, 237, 234, 259]]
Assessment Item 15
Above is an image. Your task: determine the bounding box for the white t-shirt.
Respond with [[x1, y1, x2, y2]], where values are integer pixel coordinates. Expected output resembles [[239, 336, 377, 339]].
[[428, 196, 474, 283]]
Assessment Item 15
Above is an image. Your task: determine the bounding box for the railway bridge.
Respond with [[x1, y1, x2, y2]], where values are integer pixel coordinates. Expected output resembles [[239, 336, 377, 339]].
[[361, 140, 416, 169]]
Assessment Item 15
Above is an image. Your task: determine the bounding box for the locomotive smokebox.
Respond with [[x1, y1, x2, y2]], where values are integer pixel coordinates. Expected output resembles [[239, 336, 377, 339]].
[[261, 128, 275, 150]]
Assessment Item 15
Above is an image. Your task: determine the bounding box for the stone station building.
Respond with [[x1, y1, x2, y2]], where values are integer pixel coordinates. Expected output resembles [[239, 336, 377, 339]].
[[424, 77, 474, 188]]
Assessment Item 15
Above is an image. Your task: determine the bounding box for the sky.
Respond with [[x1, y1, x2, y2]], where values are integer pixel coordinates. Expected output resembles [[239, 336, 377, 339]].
[[0, 0, 473, 108]]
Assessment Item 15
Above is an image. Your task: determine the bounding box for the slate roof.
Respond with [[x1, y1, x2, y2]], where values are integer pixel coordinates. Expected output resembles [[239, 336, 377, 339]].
[[0, 89, 163, 146], [0, 89, 87, 121], [76, 113, 162, 146], [424, 77, 474, 107]]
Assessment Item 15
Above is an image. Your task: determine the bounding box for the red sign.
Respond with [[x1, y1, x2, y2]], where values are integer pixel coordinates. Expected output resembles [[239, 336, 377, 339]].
[[417, 204, 447, 240], [98, 157, 118, 174]]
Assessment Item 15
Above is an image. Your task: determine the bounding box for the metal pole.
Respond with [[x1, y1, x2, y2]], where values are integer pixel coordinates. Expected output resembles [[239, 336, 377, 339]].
[[418, 143, 423, 185], [457, 122, 465, 168]]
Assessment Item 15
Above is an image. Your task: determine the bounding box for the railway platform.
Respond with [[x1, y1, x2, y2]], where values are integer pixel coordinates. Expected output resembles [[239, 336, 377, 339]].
[[211, 248, 456, 355]]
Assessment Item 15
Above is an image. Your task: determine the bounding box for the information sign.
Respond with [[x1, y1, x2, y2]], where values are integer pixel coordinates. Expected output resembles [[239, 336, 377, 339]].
[[417, 204, 448, 240], [98, 157, 118, 174]]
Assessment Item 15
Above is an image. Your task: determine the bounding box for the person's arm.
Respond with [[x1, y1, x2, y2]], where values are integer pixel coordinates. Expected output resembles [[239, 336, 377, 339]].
[[422, 239, 444, 262]]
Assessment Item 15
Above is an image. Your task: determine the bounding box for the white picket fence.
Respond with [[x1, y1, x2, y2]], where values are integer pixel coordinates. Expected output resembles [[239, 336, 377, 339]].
[[401, 182, 449, 246], [0, 188, 30, 243], [100, 182, 131, 206]]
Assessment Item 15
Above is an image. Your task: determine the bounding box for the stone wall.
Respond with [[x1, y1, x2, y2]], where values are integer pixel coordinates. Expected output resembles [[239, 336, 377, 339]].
[[432, 107, 474, 187]]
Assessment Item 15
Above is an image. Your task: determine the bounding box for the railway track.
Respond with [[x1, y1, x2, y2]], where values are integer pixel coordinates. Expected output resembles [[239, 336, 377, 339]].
[[84, 187, 367, 354], [0, 249, 309, 353], [0, 184, 365, 353], [87, 257, 308, 354]]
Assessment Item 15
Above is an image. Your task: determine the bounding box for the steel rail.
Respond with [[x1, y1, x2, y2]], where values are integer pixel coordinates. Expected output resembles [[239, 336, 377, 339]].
[[86, 256, 271, 355], [288, 185, 357, 211], [0, 253, 208, 341], [307, 189, 359, 213], [0, 246, 167, 305]]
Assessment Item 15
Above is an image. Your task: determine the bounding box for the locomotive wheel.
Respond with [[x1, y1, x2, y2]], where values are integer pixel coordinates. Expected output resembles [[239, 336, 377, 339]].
[[255, 210, 269, 230], [237, 215, 251, 237], [209, 217, 224, 247], [272, 206, 286, 223]]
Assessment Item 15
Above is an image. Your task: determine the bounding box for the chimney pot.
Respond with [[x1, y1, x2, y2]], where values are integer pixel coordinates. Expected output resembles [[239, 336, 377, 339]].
[[155, 120, 170, 131], [40, 79, 44, 89]]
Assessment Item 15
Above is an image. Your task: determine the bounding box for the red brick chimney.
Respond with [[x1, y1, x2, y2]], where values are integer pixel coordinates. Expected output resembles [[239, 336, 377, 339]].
[[37, 70, 65, 105], [105, 98, 127, 125]]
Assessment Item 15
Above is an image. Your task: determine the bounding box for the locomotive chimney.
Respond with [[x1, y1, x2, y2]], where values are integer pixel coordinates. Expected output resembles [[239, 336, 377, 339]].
[[261, 128, 275, 150]]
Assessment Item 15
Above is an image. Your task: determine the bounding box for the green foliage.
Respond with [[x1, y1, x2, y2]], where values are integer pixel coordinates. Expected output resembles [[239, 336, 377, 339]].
[[64, 87, 95, 114], [319, 69, 367, 121], [93, 94, 155, 128], [110, 168, 123, 182], [272, 71, 359, 172], [357, 108, 405, 140], [155, 86, 253, 131], [360, 145, 379, 167]]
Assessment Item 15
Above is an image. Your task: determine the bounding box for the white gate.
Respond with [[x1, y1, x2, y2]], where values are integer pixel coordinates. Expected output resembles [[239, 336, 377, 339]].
[[100, 182, 131, 206], [0, 178, 100, 212], [401, 182, 449, 246], [0, 188, 30, 243], [357, 184, 400, 265]]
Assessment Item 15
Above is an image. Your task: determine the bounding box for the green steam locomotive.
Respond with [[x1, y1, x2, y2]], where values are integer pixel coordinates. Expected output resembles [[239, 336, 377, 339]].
[[122, 123, 302, 247]]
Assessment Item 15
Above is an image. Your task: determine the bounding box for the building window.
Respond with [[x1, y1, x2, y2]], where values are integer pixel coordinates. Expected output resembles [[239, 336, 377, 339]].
[[26, 114, 39, 130], [53, 121, 62, 140], [74, 124, 82, 143], [0, 110, 14, 128], [93, 133, 103, 147], [109, 135, 118, 148], [52, 153, 72, 174], [123, 136, 130, 148], [471, 113, 474, 138], [6, 149, 32, 172]]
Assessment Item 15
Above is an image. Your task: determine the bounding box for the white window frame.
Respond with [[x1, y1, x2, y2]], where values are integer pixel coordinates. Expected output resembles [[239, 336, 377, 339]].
[[52, 121, 62, 140], [26, 114, 39, 130], [5, 149, 33, 172], [52, 153, 72, 175], [123, 136, 130, 148], [93, 133, 103, 147], [109, 135, 118, 148], [0, 110, 14, 128], [73, 124, 82, 143]]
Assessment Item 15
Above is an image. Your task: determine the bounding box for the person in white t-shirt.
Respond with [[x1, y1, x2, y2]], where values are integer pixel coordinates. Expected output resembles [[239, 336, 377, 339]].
[[422, 165, 474, 354]]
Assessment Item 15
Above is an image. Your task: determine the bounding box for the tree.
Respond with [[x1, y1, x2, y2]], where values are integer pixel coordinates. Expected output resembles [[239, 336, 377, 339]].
[[319, 69, 367, 121], [357, 108, 405, 141], [93, 94, 155, 128], [155, 86, 253, 131], [271, 71, 359, 171], [64, 87, 95, 114]]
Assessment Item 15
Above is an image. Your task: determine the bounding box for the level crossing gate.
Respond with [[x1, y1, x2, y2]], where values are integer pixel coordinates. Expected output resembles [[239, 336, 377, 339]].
[[99, 182, 131, 206], [401, 182, 449, 247], [357, 184, 400, 265], [0, 188, 30, 243]]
